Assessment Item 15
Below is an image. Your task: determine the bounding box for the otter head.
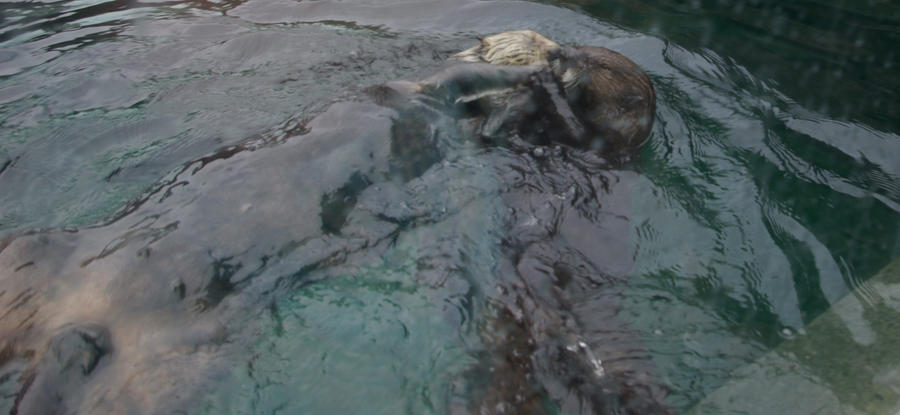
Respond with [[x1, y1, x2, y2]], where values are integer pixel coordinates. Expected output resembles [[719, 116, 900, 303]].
[[452, 31, 655, 157], [451, 30, 561, 66]]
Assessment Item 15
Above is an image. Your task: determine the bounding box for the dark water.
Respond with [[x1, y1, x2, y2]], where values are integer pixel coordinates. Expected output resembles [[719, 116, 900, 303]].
[[1, 0, 899, 414]]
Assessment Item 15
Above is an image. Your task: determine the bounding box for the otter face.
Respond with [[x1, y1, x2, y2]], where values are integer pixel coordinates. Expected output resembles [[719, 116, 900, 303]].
[[450, 30, 561, 66]]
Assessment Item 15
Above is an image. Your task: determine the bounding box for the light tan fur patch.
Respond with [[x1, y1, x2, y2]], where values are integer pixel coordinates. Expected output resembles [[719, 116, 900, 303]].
[[450, 30, 560, 66]]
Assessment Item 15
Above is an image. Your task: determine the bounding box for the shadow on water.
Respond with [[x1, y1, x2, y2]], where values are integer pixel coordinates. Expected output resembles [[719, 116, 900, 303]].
[[0, 0, 899, 414]]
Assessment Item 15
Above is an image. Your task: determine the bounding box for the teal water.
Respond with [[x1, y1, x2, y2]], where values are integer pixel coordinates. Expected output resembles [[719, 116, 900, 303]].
[[1, 0, 898, 413]]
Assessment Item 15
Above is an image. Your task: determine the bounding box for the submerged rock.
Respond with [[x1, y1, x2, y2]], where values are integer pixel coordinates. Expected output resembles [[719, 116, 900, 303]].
[[0, 37, 667, 414]]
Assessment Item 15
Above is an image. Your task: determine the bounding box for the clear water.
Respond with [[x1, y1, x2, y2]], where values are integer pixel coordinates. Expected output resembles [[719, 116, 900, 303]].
[[1, 0, 898, 413]]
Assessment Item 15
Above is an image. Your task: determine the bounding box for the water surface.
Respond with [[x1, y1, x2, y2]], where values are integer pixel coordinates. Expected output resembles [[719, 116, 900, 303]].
[[1, 0, 899, 413]]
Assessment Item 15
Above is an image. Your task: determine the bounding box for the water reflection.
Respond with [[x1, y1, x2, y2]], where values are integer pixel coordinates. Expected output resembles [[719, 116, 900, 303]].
[[621, 37, 899, 410], [567, 0, 900, 133]]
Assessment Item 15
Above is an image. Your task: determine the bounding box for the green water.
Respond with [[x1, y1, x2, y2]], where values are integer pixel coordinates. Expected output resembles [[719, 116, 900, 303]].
[[1, 0, 898, 413], [572, 0, 900, 132]]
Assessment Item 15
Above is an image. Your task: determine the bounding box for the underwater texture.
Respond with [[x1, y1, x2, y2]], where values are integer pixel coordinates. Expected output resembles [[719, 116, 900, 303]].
[[0, 0, 898, 414]]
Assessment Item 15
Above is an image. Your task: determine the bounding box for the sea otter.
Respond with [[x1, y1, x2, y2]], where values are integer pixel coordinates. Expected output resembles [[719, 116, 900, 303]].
[[451, 30, 656, 159], [370, 31, 669, 414], [372, 29, 656, 161], [0, 32, 667, 414]]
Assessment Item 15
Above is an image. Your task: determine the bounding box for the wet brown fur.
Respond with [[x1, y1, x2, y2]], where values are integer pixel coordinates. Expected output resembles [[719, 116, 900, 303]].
[[567, 46, 656, 152]]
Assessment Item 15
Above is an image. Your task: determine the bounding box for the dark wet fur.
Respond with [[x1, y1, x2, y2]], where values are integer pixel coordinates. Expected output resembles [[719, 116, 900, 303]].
[[557, 46, 657, 160]]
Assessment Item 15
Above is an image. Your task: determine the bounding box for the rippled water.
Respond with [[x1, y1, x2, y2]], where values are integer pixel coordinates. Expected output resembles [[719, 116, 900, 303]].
[[1, 0, 899, 414]]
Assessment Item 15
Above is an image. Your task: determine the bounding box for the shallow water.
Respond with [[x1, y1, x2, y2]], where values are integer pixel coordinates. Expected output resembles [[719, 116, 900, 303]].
[[1, 0, 899, 414]]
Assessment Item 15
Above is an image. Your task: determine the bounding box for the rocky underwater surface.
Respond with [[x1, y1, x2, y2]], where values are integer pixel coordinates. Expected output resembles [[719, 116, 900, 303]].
[[1, 0, 898, 414]]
